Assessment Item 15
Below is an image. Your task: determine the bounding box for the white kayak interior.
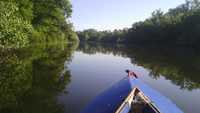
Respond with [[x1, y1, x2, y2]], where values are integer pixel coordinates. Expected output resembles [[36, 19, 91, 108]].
[[116, 87, 160, 113]]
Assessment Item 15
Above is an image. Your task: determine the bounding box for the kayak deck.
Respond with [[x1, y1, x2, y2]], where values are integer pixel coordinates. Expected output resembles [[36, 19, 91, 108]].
[[81, 77, 183, 113], [129, 78, 183, 113]]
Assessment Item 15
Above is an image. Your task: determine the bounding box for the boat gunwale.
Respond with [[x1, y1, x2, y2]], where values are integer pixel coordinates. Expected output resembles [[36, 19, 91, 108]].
[[115, 86, 161, 113]]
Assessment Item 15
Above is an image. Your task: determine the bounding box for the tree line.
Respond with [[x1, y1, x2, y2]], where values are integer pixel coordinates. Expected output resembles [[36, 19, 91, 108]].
[[77, 0, 200, 47], [0, 0, 78, 48]]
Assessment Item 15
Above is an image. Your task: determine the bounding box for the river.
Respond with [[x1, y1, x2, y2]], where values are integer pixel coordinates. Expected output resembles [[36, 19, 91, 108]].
[[0, 43, 200, 113]]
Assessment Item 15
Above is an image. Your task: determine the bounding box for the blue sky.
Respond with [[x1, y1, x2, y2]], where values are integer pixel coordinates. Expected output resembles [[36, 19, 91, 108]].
[[71, 0, 185, 31]]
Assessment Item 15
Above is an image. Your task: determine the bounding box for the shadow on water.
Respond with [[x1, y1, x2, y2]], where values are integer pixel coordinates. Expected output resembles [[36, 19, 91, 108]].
[[0, 42, 78, 113], [78, 42, 200, 90]]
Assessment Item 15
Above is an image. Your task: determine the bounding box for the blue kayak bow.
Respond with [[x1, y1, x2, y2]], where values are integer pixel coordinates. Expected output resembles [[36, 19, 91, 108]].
[[81, 71, 183, 113]]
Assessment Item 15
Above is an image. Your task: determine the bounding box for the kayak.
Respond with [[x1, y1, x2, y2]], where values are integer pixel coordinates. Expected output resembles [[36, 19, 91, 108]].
[[81, 71, 183, 113]]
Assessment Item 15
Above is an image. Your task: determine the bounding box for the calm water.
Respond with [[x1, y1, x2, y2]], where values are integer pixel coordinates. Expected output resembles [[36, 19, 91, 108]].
[[0, 43, 200, 113]]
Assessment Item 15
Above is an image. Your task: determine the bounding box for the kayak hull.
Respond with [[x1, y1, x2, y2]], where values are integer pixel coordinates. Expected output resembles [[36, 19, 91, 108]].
[[81, 77, 183, 113], [81, 78, 132, 113]]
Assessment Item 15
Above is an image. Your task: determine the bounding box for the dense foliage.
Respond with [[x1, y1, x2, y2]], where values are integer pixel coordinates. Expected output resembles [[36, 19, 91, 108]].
[[0, 1, 33, 48], [0, 0, 78, 48], [78, 0, 200, 47]]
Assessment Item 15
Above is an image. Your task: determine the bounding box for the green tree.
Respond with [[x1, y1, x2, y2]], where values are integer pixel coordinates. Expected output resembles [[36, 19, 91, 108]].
[[0, 1, 33, 48]]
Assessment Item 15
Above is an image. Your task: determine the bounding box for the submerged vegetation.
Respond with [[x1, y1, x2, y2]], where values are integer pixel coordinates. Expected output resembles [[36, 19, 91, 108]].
[[0, 0, 78, 48], [78, 0, 200, 47]]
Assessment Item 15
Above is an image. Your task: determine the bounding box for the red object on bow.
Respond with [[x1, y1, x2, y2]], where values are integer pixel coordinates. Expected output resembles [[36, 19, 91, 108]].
[[128, 71, 138, 78]]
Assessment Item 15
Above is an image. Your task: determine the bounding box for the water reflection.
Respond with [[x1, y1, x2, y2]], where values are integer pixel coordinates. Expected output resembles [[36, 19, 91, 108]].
[[1, 42, 200, 113], [0, 42, 78, 113], [78, 43, 200, 90], [76, 43, 200, 113]]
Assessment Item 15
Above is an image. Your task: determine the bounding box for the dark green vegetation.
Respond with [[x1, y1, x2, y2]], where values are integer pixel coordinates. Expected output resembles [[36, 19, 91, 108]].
[[0, 0, 79, 111], [78, 0, 200, 47], [0, 43, 78, 113], [79, 43, 200, 90], [0, 0, 78, 48]]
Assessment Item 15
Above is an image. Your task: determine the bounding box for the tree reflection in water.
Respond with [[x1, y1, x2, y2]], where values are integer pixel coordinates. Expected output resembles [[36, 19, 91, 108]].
[[78, 42, 200, 90], [0, 42, 78, 113], [1, 42, 199, 113]]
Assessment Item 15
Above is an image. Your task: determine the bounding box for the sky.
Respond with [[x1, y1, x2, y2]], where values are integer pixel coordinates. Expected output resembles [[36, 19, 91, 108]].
[[71, 0, 186, 31]]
